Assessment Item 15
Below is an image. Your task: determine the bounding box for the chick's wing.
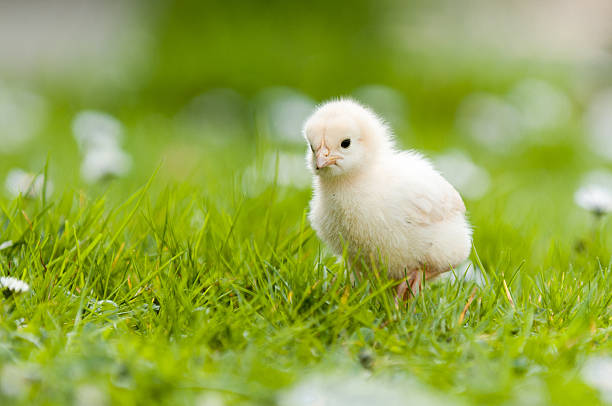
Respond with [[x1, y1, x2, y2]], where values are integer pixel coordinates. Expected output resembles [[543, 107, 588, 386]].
[[391, 153, 466, 225]]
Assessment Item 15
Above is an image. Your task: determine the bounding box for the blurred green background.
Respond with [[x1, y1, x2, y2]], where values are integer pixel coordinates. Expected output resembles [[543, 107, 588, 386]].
[[1, 0, 610, 186]]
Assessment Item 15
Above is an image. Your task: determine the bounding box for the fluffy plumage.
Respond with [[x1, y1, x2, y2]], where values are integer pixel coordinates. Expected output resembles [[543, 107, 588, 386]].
[[303, 99, 472, 297]]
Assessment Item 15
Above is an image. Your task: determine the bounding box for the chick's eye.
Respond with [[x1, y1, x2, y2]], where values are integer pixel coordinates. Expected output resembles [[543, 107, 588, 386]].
[[341, 139, 351, 148]]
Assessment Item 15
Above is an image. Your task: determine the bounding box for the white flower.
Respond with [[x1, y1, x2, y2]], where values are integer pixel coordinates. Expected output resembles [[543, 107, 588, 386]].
[[0, 276, 30, 294], [196, 393, 225, 406], [585, 89, 612, 160], [257, 87, 316, 143], [72, 110, 132, 183], [63, 288, 119, 314], [433, 150, 490, 200], [80, 146, 132, 183], [0, 240, 13, 251], [456, 93, 523, 151], [5, 169, 53, 199], [190, 209, 207, 229], [575, 186, 612, 215], [75, 384, 107, 406], [87, 298, 118, 314], [0, 83, 47, 153], [582, 357, 612, 403], [574, 171, 612, 215], [72, 110, 123, 151], [279, 374, 453, 406], [0, 364, 30, 398], [507, 79, 572, 134]]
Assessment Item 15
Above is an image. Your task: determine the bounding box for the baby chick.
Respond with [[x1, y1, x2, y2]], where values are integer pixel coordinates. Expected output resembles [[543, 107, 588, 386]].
[[303, 99, 472, 300]]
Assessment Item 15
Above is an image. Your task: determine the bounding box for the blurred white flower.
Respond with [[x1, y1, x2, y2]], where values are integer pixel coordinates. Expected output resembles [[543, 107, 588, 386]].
[[88, 299, 119, 313], [72, 110, 123, 151], [80, 146, 132, 183], [585, 89, 612, 160], [75, 384, 107, 406], [190, 209, 207, 229], [0, 240, 13, 251], [582, 357, 612, 403], [0, 83, 47, 154], [0, 364, 30, 398], [279, 374, 452, 406], [243, 152, 310, 196], [14, 317, 26, 328], [433, 150, 490, 200], [257, 87, 316, 143], [196, 393, 225, 406], [0, 276, 30, 294], [140, 303, 160, 314], [177, 88, 249, 140], [575, 186, 612, 216], [63, 288, 119, 314], [440, 260, 486, 286], [456, 93, 523, 151], [5, 169, 53, 199], [353, 85, 409, 132], [73, 110, 132, 183], [507, 79, 572, 134], [575, 171, 612, 216]]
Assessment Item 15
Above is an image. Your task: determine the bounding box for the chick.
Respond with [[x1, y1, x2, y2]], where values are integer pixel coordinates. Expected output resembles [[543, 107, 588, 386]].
[[303, 99, 472, 300]]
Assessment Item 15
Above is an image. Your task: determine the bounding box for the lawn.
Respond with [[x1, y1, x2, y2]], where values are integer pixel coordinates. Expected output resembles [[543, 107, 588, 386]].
[[1, 1, 612, 405]]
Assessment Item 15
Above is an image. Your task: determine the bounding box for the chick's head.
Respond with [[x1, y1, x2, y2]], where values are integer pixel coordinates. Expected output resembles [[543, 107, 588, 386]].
[[303, 99, 391, 178]]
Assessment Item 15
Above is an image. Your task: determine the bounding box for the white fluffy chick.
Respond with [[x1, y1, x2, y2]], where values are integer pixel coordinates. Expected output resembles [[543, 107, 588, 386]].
[[304, 99, 472, 299]]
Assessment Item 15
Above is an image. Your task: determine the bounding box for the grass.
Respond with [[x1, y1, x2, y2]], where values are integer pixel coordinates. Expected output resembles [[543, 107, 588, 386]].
[[1, 120, 612, 406]]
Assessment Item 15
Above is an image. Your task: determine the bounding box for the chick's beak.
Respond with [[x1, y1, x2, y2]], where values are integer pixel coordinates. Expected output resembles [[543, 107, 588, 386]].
[[315, 148, 337, 169]]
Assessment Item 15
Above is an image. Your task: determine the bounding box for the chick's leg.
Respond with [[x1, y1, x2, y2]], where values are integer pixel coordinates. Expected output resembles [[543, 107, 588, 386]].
[[395, 280, 409, 304], [394, 269, 423, 307], [408, 271, 422, 297]]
